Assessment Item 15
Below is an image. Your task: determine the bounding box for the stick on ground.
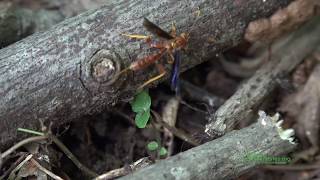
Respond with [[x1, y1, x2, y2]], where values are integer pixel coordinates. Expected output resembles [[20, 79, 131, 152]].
[[119, 111, 296, 180]]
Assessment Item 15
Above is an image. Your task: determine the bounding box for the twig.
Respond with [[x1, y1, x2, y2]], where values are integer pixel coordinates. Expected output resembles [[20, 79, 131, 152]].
[[151, 110, 200, 146], [1, 136, 47, 159], [94, 157, 152, 180], [0, 153, 26, 180], [3, 128, 97, 178], [162, 98, 179, 156], [49, 134, 98, 178], [30, 158, 63, 180], [94, 168, 127, 180], [7, 154, 33, 180]]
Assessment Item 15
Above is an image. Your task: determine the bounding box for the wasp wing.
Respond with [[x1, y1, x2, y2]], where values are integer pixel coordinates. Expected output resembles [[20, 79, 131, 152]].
[[143, 18, 174, 40], [170, 50, 181, 94]]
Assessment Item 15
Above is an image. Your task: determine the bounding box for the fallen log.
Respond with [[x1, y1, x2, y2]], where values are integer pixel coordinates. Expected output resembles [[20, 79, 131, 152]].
[[0, 0, 293, 149]]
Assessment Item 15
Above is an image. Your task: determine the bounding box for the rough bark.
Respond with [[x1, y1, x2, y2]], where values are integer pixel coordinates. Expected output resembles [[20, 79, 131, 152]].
[[205, 16, 320, 137], [0, 0, 293, 149], [119, 112, 296, 180]]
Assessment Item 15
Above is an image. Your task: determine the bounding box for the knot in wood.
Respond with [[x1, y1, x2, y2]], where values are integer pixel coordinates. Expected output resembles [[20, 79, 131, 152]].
[[90, 49, 120, 85], [92, 57, 115, 82]]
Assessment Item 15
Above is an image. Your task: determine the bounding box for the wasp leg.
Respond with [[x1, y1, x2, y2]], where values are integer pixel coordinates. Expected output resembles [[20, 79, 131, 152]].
[[138, 63, 166, 90], [121, 33, 152, 43], [121, 33, 150, 39]]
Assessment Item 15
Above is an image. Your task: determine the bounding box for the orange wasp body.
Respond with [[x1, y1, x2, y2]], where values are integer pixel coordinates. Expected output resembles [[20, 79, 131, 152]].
[[120, 18, 189, 90]]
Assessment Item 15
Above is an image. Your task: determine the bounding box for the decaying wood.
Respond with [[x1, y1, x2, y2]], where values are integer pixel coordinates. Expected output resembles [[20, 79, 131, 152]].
[[0, 0, 293, 149], [205, 16, 320, 137], [119, 112, 296, 180]]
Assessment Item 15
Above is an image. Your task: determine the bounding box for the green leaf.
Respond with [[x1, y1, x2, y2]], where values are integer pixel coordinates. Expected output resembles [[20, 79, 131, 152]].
[[159, 147, 168, 156], [135, 109, 150, 128], [147, 141, 159, 151], [131, 90, 151, 113]]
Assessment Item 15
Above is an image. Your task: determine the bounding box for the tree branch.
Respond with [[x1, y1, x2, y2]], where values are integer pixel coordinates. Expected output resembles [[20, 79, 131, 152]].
[[0, 0, 293, 149]]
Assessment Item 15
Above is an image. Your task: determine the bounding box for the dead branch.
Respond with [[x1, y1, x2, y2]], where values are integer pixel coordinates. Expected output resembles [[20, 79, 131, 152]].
[[0, 0, 293, 149], [119, 111, 296, 180], [1, 136, 47, 159], [30, 158, 64, 180], [205, 16, 320, 137], [94, 157, 152, 180]]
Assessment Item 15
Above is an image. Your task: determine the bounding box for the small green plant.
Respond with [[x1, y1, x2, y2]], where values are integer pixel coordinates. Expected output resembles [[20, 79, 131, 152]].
[[147, 141, 168, 157], [130, 90, 152, 128], [159, 147, 168, 156], [147, 141, 159, 151], [131, 90, 168, 157]]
